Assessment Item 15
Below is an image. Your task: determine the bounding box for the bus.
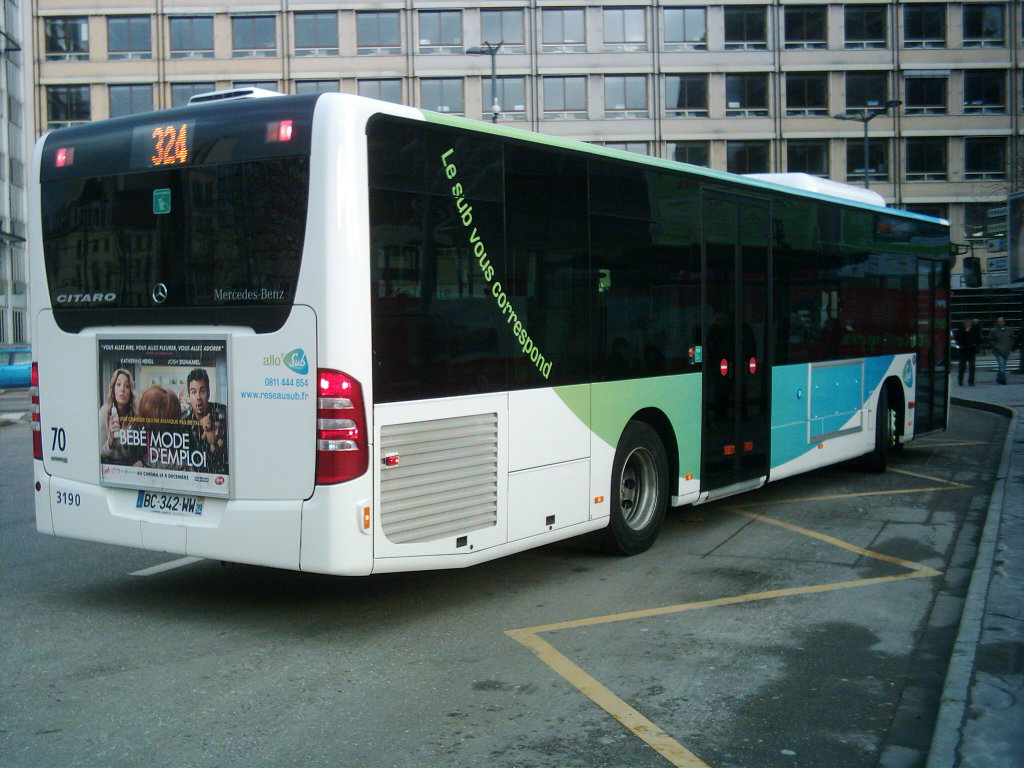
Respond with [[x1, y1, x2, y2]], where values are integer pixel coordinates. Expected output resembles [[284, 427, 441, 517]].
[[29, 90, 951, 575]]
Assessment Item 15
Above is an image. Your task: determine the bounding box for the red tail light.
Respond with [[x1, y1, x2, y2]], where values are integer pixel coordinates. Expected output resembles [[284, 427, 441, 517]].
[[31, 363, 42, 460], [315, 368, 368, 484]]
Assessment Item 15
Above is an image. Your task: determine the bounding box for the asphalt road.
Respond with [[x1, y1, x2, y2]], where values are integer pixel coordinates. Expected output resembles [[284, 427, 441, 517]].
[[0, 404, 1006, 768]]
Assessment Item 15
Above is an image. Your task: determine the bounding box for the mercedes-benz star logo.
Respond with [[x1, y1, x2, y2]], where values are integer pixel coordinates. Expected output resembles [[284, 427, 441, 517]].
[[151, 282, 168, 304]]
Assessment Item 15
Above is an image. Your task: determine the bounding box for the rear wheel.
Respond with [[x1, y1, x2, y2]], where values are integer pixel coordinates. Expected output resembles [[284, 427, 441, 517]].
[[600, 421, 668, 555]]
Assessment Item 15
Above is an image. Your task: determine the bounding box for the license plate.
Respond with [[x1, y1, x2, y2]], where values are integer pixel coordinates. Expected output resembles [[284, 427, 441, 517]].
[[136, 490, 204, 516]]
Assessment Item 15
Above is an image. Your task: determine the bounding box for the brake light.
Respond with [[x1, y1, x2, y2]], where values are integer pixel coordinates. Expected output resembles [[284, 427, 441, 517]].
[[266, 120, 293, 143], [315, 368, 368, 484], [31, 363, 41, 460]]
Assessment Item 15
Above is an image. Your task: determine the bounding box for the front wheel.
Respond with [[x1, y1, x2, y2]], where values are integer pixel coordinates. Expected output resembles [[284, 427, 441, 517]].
[[600, 421, 669, 555], [861, 387, 892, 473]]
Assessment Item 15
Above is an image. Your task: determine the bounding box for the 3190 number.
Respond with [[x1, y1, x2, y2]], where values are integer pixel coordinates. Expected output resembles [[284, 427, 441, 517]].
[[55, 490, 81, 506]]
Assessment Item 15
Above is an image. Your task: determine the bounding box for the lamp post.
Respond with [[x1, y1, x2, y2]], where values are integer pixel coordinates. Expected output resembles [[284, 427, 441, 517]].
[[466, 41, 502, 123], [833, 99, 902, 189]]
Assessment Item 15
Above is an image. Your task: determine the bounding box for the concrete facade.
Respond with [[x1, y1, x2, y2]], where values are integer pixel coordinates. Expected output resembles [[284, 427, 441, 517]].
[[0, 0, 28, 345], [31, 1, 1024, 287]]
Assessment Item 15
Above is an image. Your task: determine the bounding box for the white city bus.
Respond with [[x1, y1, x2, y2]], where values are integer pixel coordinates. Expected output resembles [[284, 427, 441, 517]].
[[29, 91, 950, 574]]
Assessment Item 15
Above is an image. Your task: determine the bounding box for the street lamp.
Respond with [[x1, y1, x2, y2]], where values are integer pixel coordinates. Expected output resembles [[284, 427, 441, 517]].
[[466, 41, 502, 123], [833, 99, 902, 189]]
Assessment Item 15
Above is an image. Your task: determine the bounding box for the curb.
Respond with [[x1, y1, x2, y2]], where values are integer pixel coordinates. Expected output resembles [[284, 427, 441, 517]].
[[926, 398, 1018, 768]]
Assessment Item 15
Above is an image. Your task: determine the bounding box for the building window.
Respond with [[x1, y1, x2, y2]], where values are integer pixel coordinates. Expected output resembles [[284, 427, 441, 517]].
[[604, 75, 647, 118], [785, 73, 828, 116], [419, 10, 462, 53], [664, 7, 706, 50], [484, 76, 527, 120], [846, 138, 888, 182], [482, 9, 524, 53], [964, 203, 999, 241], [171, 82, 215, 108], [46, 85, 90, 128], [358, 79, 402, 103], [421, 78, 463, 114], [963, 70, 1005, 114], [543, 76, 587, 119], [603, 142, 649, 155], [845, 5, 887, 48], [727, 141, 770, 173], [603, 7, 647, 51], [903, 4, 945, 48], [724, 6, 767, 50], [903, 71, 948, 114], [787, 139, 829, 176], [45, 17, 88, 61], [903, 203, 947, 220], [13, 309, 25, 343], [785, 6, 826, 49], [294, 12, 338, 56], [232, 15, 276, 57], [233, 80, 278, 92], [846, 72, 889, 109], [726, 73, 768, 116], [963, 4, 1004, 47], [297, 80, 340, 95], [964, 138, 1006, 180], [542, 9, 585, 52], [905, 137, 947, 180], [108, 84, 152, 117], [670, 141, 709, 167], [169, 16, 213, 59], [107, 16, 151, 60], [357, 12, 401, 55], [665, 74, 708, 117]]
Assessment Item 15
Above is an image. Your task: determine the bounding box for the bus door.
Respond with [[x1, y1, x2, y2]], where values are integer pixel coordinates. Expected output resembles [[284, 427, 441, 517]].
[[914, 256, 950, 433], [700, 193, 772, 493]]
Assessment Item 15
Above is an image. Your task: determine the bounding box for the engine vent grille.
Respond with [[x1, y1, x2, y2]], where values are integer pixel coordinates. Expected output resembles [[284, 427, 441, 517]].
[[380, 413, 498, 544]]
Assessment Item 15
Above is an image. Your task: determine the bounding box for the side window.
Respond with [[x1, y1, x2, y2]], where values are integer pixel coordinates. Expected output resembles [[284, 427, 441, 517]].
[[590, 161, 700, 380], [368, 119, 507, 402], [505, 146, 590, 388]]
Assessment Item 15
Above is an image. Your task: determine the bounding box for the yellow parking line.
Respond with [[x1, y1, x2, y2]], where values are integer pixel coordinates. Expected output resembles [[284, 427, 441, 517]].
[[727, 508, 942, 577], [506, 504, 945, 767], [888, 467, 971, 487], [506, 628, 712, 768]]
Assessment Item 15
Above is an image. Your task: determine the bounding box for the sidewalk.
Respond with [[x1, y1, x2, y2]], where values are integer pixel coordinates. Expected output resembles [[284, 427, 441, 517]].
[[928, 363, 1024, 768]]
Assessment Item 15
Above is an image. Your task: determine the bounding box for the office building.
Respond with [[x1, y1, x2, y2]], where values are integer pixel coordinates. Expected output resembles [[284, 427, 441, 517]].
[[33, 1, 1023, 286]]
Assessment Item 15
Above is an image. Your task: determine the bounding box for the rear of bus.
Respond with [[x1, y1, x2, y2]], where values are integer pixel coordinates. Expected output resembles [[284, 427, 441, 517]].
[[30, 92, 380, 574]]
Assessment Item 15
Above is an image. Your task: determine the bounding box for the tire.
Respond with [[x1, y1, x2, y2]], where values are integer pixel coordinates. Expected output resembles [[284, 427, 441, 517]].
[[600, 421, 669, 555], [862, 387, 892, 473]]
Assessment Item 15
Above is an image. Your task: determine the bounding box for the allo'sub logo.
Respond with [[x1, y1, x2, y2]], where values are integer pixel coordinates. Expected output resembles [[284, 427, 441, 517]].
[[263, 349, 309, 375], [283, 349, 308, 375]]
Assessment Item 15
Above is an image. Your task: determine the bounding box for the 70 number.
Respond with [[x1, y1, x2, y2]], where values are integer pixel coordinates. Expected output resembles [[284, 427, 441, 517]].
[[50, 427, 67, 452]]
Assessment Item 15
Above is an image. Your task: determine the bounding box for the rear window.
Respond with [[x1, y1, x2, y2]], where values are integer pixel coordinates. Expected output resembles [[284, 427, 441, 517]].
[[40, 94, 317, 333]]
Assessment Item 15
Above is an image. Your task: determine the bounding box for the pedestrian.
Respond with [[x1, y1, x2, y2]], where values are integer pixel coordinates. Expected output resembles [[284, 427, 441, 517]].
[[987, 316, 1016, 385], [954, 318, 980, 386]]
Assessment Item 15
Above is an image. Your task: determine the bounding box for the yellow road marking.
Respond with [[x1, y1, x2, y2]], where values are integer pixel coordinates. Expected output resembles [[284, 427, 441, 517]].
[[506, 628, 711, 768], [506, 489, 954, 767], [727, 507, 942, 576], [888, 467, 971, 487]]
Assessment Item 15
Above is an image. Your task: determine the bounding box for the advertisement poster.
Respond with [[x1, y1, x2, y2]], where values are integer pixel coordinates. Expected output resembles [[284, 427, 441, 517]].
[[98, 338, 229, 497]]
